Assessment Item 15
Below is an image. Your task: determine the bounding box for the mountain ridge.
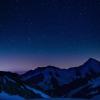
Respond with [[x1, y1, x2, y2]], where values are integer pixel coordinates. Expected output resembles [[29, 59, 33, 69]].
[[22, 58, 100, 74], [22, 58, 100, 81], [21, 58, 100, 99], [0, 58, 100, 99]]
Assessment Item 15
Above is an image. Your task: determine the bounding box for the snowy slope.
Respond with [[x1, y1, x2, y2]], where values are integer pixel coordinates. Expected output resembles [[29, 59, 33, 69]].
[[0, 92, 24, 100], [0, 71, 50, 99], [25, 85, 50, 99]]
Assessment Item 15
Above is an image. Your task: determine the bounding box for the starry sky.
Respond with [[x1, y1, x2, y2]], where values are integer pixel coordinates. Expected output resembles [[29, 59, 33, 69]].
[[0, 0, 100, 73]]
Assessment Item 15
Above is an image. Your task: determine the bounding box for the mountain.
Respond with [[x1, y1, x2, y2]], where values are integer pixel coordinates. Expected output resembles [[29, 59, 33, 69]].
[[0, 71, 50, 99], [21, 58, 100, 99], [21, 66, 77, 90], [0, 58, 100, 99], [21, 58, 100, 88], [79, 58, 100, 77]]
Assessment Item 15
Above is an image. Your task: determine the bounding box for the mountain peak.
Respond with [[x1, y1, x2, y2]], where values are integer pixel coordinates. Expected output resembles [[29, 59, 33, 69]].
[[88, 58, 97, 61], [86, 58, 99, 63], [82, 58, 100, 69]]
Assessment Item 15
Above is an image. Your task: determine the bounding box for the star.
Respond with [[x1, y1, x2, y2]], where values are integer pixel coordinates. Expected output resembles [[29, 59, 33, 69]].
[[79, 11, 87, 16], [80, 12, 83, 15], [25, 18, 33, 25], [29, 22, 33, 25], [27, 37, 32, 42], [27, 37, 31, 41], [16, 0, 19, 3]]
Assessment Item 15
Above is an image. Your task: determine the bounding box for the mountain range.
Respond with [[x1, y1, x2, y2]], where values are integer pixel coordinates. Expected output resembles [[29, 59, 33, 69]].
[[0, 58, 100, 99]]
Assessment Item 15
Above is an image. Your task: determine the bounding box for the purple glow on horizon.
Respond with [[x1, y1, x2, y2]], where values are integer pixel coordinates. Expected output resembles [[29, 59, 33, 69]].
[[0, 53, 100, 73]]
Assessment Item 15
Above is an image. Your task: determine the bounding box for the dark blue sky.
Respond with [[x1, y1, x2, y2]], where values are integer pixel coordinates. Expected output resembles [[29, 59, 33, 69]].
[[0, 0, 100, 72]]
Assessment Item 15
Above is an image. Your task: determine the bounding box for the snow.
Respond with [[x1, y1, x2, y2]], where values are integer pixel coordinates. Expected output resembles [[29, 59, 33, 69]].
[[88, 77, 100, 88], [67, 84, 88, 97], [4, 76, 16, 83], [25, 86, 50, 99], [33, 98, 87, 100], [0, 92, 24, 100]]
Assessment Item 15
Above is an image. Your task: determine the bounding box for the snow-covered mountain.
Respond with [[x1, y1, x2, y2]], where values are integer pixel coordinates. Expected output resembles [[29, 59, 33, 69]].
[[21, 58, 100, 88], [0, 71, 50, 99], [21, 58, 100, 99], [0, 58, 100, 99]]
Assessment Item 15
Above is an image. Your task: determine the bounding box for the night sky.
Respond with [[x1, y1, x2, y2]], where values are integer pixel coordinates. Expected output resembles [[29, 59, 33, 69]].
[[0, 0, 100, 73]]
